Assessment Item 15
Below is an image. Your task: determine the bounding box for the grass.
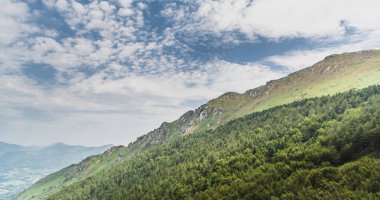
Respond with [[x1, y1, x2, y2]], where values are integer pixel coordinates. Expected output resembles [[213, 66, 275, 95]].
[[16, 147, 130, 200], [188, 53, 380, 134]]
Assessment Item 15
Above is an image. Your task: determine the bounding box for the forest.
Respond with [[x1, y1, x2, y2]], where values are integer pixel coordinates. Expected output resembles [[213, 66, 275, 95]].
[[48, 85, 380, 200]]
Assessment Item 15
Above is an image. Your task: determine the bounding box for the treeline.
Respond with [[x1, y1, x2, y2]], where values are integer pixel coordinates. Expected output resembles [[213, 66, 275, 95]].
[[49, 85, 380, 199]]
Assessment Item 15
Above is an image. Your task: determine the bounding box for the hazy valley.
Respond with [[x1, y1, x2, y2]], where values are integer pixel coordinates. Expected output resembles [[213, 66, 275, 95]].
[[0, 142, 110, 199]]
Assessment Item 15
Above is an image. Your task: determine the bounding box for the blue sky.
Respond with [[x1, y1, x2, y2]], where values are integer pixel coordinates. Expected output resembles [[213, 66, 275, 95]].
[[1, 0, 380, 146]]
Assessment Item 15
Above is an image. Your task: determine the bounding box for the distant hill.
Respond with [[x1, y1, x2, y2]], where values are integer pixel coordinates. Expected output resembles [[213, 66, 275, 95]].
[[0, 142, 111, 200], [0, 142, 27, 156], [0, 142, 112, 169], [18, 50, 380, 199]]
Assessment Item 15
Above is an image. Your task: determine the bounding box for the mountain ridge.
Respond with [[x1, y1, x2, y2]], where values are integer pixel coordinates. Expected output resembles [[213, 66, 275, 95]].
[[132, 50, 380, 148], [18, 50, 380, 200]]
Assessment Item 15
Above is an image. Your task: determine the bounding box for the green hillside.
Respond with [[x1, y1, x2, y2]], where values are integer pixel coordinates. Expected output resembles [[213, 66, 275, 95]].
[[17, 50, 380, 199], [37, 85, 380, 199]]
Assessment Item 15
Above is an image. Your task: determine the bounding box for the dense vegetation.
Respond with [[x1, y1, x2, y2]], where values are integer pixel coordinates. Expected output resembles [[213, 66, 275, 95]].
[[44, 85, 380, 199]]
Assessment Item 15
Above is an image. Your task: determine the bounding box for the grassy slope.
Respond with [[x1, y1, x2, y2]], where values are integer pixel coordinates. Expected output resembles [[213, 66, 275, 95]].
[[16, 146, 130, 200], [17, 50, 380, 200], [190, 50, 380, 133]]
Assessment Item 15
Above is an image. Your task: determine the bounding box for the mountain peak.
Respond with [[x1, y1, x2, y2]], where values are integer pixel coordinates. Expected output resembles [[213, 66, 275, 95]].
[[49, 142, 68, 147]]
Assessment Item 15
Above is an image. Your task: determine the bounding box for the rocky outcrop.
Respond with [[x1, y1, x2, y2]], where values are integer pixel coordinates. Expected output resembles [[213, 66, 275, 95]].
[[144, 122, 171, 145], [101, 145, 124, 158], [135, 101, 224, 147], [177, 104, 223, 135], [243, 79, 281, 98]]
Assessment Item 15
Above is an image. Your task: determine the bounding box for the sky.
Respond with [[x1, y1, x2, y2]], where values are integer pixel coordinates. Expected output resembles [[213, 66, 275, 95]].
[[1, 0, 380, 146]]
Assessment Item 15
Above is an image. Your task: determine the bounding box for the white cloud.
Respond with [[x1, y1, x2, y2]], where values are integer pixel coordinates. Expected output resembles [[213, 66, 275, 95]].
[[55, 0, 68, 11], [189, 0, 380, 41], [117, 8, 134, 16], [119, 0, 134, 8], [266, 36, 380, 71], [1, 0, 380, 146], [71, 1, 86, 15], [0, 0, 39, 46], [0, 57, 284, 146]]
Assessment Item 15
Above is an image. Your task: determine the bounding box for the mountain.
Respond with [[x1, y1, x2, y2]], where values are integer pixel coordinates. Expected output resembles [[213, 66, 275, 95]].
[[133, 50, 380, 148], [0, 142, 112, 169], [0, 142, 111, 200], [0, 142, 28, 156], [18, 50, 380, 199], [23, 85, 380, 199]]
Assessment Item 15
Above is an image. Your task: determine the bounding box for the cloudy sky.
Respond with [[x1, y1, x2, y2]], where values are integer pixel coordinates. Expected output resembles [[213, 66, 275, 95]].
[[1, 0, 380, 146]]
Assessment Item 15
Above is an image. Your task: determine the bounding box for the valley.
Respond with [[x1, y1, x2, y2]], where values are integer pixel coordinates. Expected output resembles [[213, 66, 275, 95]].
[[0, 142, 110, 199]]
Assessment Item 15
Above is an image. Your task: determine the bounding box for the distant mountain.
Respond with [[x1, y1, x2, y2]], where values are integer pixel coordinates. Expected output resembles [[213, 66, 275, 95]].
[[0, 142, 112, 169], [0, 142, 111, 200], [18, 50, 380, 200], [0, 142, 27, 156]]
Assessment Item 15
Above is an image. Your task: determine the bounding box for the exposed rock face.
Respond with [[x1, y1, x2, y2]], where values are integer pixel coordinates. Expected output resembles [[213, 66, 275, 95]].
[[244, 85, 269, 98], [243, 79, 282, 100], [218, 92, 241, 99], [178, 104, 223, 135], [101, 145, 124, 158], [144, 122, 171, 145], [136, 102, 224, 147]]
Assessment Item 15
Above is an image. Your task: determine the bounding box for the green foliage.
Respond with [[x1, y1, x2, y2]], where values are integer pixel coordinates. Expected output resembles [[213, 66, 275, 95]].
[[45, 85, 380, 199]]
